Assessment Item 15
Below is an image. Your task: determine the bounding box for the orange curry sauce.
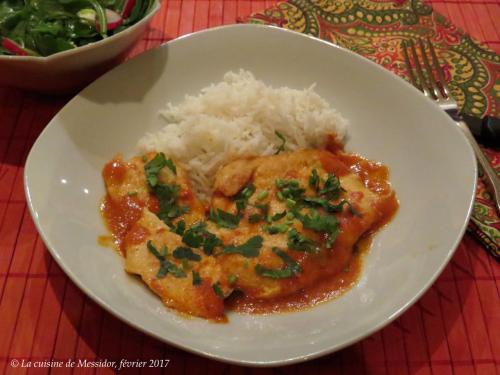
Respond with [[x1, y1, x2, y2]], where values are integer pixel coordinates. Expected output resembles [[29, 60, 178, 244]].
[[100, 146, 398, 316], [227, 149, 398, 314]]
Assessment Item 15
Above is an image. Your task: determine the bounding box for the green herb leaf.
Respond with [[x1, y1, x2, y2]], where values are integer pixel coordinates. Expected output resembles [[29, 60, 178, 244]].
[[275, 179, 305, 201], [274, 131, 286, 155], [192, 271, 202, 286], [319, 173, 344, 200], [228, 274, 238, 284], [234, 184, 256, 214], [294, 209, 340, 248], [182, 222, 222, 255], [255, 247, 302, 279], [255, 190, 268, 201], [144, 153, 175, 187], [147, 241, 186, 278], [173, 246, 201, 261], [171, 220, 186, 235], [271, 210, 287, 221], [287, 228, 318, 253], [209, 208, 240, 229], [309, 169, 320, 190], [212, 282, 224, 298], [222, 236, 263, 258], [249, 213, 264, 223], [263, 223, 289, 234]]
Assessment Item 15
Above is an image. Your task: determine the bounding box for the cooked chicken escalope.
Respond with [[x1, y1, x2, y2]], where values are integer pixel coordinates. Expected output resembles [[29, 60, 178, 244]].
[[101, 148, 397, 321]]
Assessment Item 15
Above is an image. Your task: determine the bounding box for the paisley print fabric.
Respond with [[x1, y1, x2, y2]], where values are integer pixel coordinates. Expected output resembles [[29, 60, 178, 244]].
[[246, 0, 500, 259]]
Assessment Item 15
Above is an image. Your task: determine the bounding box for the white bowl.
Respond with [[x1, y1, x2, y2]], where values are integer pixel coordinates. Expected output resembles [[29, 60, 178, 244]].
[[24, 24, 476, 366], [0, 1, 160, 94]]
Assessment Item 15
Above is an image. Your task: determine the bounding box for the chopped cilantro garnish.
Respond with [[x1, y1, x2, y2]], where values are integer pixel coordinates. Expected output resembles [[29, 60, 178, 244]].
[[173, 246, 201, 261], [182, 222, 222, 255], [286, 198, 296, 209], [255, 247, 302, 279], [274, 131, 286, 155], [271, 210, 287, 221], [319, 173, 344, 200], [192, 271, 202, 286], [171, 220, 186, 235], [309, 169, 320, 190], [294, 209, 340, 248], [154, 183, 189, 225], [249, 213, 264, 223], [275, 179, 306, 201], [182, 222, 206, 248], [234, 184, 256, 214], [263, 223, 289, 234], [222, 236, 263, 258], [144, 154, 188, 225], [127, 191, 138, 197], [212, 282, 224, 298], [209, 208, 241, 229], [147, 241, 186, 278], [144, 153, 176, 187], [228, 274, 238, 284], [287, 228, 318, 253], [256, 190, 269, 201]]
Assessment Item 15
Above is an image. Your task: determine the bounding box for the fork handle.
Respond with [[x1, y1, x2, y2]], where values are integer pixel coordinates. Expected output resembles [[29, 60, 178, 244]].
[[457, 120, 500, 215]]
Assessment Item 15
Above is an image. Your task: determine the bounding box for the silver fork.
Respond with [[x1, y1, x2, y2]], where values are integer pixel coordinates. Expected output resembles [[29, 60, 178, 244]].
[[402, 38, 500, 215]]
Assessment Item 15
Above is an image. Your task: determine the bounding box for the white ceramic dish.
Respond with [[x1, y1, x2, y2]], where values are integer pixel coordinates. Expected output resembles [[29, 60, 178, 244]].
[[0, 0, 160, 94], [24, 24, 476, 366]]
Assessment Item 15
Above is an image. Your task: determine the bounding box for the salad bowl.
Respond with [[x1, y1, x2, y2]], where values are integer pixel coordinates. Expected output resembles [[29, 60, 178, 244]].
[[0, 0, 160, 94]]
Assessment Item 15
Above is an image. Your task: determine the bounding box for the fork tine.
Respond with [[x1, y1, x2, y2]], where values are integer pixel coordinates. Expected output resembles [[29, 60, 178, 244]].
[[417, 39, 441, 99], [407, 40, 433, 98], [427, 38, 451, 98], [402, 41, 420, 91]]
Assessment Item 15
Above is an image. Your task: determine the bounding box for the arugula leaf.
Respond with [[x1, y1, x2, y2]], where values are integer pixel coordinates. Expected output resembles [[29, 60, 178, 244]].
[[209, 208, 240, 229], [147, 241, 186, 278], [255, 247, 302, 279], [173, 246, 201, 261], [222, 236, 263, 258], [212, 282, 224, 298], [192, 271, 202, 286], [274, 131, 286, 155], [287, 228, 318, 253]]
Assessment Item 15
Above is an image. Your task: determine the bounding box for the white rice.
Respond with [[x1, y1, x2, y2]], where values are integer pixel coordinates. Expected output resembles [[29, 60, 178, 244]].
[[138, 70, 348, 199]]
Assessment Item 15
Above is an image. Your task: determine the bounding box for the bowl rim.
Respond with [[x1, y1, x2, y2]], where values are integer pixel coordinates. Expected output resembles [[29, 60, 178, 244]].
[[23, 23, 477, 367], [0, 0, 160, 62]]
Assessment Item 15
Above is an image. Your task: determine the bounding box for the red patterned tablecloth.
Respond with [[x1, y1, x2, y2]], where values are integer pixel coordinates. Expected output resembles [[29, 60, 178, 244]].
[[0, 1, 499, 374]]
